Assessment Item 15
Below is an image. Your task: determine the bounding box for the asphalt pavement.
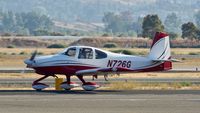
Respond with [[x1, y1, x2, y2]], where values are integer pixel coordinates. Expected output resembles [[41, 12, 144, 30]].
[[0, 90, 199, 113]]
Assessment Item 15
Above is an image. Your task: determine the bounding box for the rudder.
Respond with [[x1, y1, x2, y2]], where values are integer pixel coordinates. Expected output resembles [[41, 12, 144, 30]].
[[148, 32, 171, 60]]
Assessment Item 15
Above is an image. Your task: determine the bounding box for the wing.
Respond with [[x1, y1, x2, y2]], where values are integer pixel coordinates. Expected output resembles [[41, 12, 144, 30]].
[[75, 67, 132, 75], [75, 68, 111, 75]]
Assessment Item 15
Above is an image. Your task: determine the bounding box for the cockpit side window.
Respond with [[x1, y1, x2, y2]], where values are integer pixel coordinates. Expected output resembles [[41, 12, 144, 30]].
[[78, 48, 93, 59], [95, 49, 107, 59], [65, 47, 76, 57]]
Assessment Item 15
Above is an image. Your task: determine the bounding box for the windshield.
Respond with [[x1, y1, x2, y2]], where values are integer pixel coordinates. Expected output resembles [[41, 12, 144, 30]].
[[64, 47, 76, 57]]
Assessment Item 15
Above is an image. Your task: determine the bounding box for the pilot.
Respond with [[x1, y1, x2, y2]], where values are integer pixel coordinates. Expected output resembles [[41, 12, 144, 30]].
[[66, 48, 76, 57], [79, 48, 93, 59]]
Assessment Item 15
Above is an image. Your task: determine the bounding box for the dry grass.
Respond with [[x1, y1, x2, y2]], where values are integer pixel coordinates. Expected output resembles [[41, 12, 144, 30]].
[[106, 48, 200, 55], [113, 72, 200, 78], [173, 58, 200, 68], [0, 72, 200, 79], [0, 48, 64, 67], [1, 47, 200, 55], [106, 81, 200, 90], [0, 48, 62, 55], [0, 73, 38, 78], [0, 48, 200, 68]]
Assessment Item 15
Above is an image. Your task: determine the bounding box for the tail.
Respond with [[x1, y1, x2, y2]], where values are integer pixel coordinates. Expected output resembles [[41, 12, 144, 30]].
[[148, 32, 172, 71], [148, 32, 171, 60]]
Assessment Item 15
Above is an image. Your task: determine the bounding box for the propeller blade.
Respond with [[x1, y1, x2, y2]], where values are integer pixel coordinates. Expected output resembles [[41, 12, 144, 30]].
[[30, 50, 37, 61]]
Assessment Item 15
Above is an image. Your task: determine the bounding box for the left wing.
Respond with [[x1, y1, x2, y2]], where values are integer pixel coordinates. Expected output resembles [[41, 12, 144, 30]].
[[75, 67, 131, 75], [75, 68, 111, 75]]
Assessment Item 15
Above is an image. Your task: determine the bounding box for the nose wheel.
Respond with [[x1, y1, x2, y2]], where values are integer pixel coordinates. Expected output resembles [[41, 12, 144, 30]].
[[77, 75, 100, 91], [32, 75, 50, 91]]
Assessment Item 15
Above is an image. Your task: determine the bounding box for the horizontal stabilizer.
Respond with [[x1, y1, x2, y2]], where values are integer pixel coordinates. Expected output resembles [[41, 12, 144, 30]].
[[152, 59, 181, 62]]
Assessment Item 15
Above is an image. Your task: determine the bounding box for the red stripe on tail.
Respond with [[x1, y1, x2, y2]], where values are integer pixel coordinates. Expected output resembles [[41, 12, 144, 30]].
[[151, 32, 169, 48]]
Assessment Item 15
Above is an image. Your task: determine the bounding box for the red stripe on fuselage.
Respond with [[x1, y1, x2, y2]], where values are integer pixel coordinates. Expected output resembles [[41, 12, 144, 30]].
[[33, 61, 172, 76], [34, 66, 97, 75]]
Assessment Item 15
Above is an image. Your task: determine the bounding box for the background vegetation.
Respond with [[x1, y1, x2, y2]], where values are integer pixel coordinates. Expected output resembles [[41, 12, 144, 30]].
[[0, 0, 200, 47]]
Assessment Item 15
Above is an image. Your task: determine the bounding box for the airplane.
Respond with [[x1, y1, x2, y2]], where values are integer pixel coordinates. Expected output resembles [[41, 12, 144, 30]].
[[24, 32, 174, 91]]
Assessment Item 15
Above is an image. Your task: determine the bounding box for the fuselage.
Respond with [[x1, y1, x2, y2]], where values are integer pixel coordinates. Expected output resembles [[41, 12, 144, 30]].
[[25, 46, 171, 76]]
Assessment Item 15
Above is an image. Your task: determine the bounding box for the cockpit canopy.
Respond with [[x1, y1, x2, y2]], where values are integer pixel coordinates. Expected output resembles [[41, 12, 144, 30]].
[[63, 46, 107, 59]]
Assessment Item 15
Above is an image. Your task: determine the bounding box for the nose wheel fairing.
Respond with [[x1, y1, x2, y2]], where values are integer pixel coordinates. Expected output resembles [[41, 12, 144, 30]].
[[32, 75, 50, 90], [60, 76, 79, 90], [77, 75, 100, 91]]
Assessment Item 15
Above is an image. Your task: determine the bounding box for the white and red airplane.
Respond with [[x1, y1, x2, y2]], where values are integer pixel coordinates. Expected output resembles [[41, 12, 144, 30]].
[[24, 32, 173, 91]]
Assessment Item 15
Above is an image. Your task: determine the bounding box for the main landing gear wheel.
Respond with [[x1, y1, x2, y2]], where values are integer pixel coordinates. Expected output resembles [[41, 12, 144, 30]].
[[60, 81, 79, 90], [60, 75, 79, 90], [32, 75, 50, 91], [77, 75, 100, 91], [82, 82, 100, 91]]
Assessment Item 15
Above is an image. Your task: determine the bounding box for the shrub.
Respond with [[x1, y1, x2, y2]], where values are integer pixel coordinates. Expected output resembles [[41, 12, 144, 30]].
[[111, 49, 136, 55], [33, 30, 50, 36], [189, 52, 199, 55], [181, 58, 186, 60], [180, 82, 191, 87], [0, 52, 7, 55], [11, 53, 16, 55], [37, 52, 44, 55], [50, 32, 64, 36], [1, 33, 12, 36], [121, 50, 134, 55], [19, 51, 27, 55], [103, 43, 117, 48], [7, 45, 15, 48], [168, 32, 178, 40], [102, 33, 110, 37], [16, 34, 26, 36], [47, 44, 65, 48]]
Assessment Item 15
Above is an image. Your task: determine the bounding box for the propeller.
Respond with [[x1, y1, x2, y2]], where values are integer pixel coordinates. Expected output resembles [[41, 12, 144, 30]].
[[30, 50, 38, 61], [24, 50, 38, 69]]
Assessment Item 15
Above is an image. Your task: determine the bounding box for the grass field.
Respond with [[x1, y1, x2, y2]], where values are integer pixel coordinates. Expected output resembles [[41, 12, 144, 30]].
[[0, 48, 200, 68], [1, 48, 200, 55], [0, 72, 200, 79], [106, 81, 200, 90], [0, 73, 200, 90]]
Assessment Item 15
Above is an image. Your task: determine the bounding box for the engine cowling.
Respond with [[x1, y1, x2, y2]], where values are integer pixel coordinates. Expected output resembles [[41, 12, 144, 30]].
[[32, 83, 49, 90], [82, 82, 100, 91], [60, 81, 79, 90]]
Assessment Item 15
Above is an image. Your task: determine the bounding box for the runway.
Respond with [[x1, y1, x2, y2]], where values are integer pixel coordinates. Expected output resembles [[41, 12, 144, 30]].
[[1, 77, 200, 85], [0, 90, 199, 113]]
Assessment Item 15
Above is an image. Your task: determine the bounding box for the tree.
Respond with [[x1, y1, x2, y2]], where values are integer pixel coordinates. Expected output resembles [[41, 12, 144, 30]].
[[15, 13, 24, 27], [196, 30, 200, 40], [195, 11, 200, 28], [132, 17, 143, 37], [181, 22, 199, 40], [164, 13, 181, 33], [102, 12, 133, 34], [22, 11, 54, 34], [1, 10, 54, 35], [2, 11, 16, 32], [142, 14, 164, 39]]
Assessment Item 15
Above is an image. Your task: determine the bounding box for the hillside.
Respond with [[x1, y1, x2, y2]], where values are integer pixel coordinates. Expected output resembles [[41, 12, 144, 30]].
[[0, 0, 199, 23], [1, 36, 200, 48]]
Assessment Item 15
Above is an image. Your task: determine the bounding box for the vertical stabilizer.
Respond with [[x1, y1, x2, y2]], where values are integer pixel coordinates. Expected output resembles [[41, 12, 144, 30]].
[[148, 32, 171, 60]]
